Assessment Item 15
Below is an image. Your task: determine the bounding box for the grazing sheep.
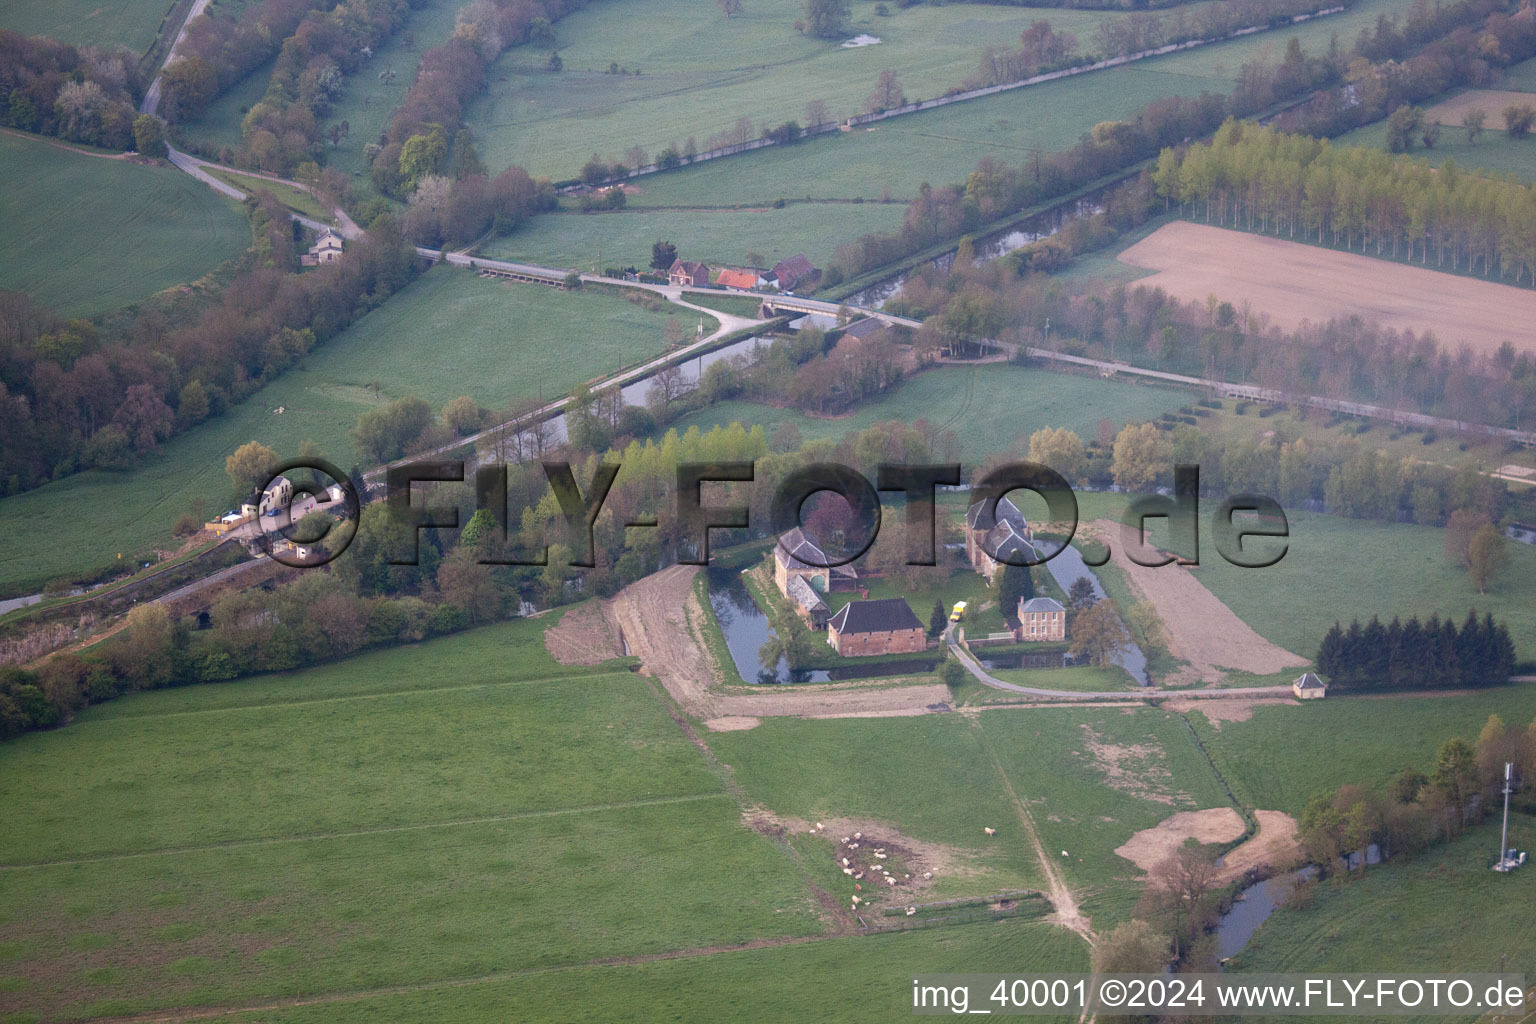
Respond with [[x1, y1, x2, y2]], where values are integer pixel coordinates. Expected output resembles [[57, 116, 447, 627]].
[[841, 858, 849, 866], [849, 843, 858, 849], [905, 874, 911, 879], [984, 827, 996, 836], [854, 872, 864, 880], [851, 895, 861, 904], [1061, 850, 1069, 858], [841, 837, 850, 843], [875, 852, 886, 859], [816, 822, 824, 830], [842, 867, 853, 875], [853, 832, 862, 839], [923, 872, 932, 879], [887, 877, 897, 886], [906, 907, 916, 916]]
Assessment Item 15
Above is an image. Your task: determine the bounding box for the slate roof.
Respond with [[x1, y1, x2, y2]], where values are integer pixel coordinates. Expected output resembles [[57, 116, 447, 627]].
[[827, 598, 923, 635], [838, 316, 886, 340], [774, 526, 857, 577], [1293, 671, 1326, 690], [1019, 597, 1064, 614], [786, 574, 828, 615], [966, 496, 1034, 563]]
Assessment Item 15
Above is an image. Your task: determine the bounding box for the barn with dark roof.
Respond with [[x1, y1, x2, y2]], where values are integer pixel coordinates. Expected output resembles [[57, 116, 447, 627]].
[[826, 598, 926, 657]]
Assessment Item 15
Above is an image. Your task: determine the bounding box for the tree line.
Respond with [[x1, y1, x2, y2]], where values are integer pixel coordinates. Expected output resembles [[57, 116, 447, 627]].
[[0, 194, 419, 500], [1300, 715, 1533, 878], [1154, 120, 1536, 283], [159, 0, 336, 121], [826, 0, 1508, 287], [0, 30, 152, 151], [1316, 612, 1516, 691]]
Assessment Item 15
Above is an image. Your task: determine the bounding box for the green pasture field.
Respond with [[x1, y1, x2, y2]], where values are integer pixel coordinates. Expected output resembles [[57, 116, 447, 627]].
[[0, 267, 681, 595], [486, 201, 908, 272], [0, 0, 173, 52], [678, 291, 767, 317], [185, 918, 1087, 1022], [208, 167, 334, 222], [1336, 115, 1536, 183], [709, 714, 1050, 897], [466, 0, 1213, 180], [0, 132, 248, 316], [976, 706, 1235, 924], [177, 59, 276, 156], [472, 0, 1413, 196], [317, 0, 469, 195], [985, 664, 1139, 692], [1189, 681, 1536, 818], [0, 616, 829, 1020], [1231, 817, 1536, 988], [670, 363, 1194, 464]]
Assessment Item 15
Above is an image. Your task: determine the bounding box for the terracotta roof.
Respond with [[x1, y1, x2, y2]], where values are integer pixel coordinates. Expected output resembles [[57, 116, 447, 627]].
[[770, 253, 816, 289], [827, 598, 922, 635], [715, 268, 759, 289]]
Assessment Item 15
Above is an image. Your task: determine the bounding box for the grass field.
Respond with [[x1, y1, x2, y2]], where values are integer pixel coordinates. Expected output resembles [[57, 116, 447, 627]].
[[486, 202, 908, 272], [0, 132, 249, 316], [1232, 817, 1536, 988], [0, 616, 834, 1020], [670, 363, 1194, 464], [0, 267, 682, 594], [177, 58, 277, 157], [1190, 681, 1536, 817], [466, 0, 1219, 180], [184, 917, 1087, 1022], [0, 0, 174, 52], [1337, 113, 1536, 181], [208, 167, 335, 222]]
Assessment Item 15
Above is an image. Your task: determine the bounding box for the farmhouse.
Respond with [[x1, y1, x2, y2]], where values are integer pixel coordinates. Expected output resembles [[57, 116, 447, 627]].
[[768, 253, 819, 291], [1292, 672, 1327, 699], [301, 228, 344, 266], [1015, 596, 1066, 642], [774, 527, 857, 625], [964, 496, 1034, 583], [826, 598, 926, 656], [668, 259, 710, 287], [715, 268, 760, 290]]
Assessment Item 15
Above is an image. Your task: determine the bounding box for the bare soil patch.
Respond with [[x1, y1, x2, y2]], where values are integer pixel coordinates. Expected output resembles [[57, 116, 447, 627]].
[[1423, 90, 1536, 129], [747, 809, 979, 888], [1114, 807, 1246, 874], [1165, 695, 1295, 726], [703, 715, 761, 731], [1118, 222, 1536, 357], [1089, 519, 1307, 684], [1217, 810, 1300, 881], [543, 599, 623, 665], [1080, 722, 1181, 805]]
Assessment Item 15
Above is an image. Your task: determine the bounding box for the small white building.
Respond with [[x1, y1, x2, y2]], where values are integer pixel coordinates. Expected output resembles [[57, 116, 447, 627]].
[[301, 228, 344, 266], [1292, 671, 1326, 700]]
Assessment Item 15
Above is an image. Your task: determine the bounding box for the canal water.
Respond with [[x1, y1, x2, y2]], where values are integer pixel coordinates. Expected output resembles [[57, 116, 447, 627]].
[[1034, 540, 1150, 685]]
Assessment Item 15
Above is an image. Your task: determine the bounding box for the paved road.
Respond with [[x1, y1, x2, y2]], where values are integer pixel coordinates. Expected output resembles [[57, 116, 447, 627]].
[[140, 0, 214, 117], [946, 635, 1294, 701]]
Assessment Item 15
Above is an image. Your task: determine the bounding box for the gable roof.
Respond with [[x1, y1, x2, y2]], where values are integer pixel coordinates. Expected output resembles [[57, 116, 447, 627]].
[[770, 253, 816, 287], [715, 268, 759, 289], [966, 496, 1034, 563], [1019, 596, 1064, 614], [839, 316, 885, 340], [827, 598, 922, 635], [1293, 671, 1326, 690], [786, 574, 828, 615], [668, 259, 709, 278], [774, 526, 856, 577]]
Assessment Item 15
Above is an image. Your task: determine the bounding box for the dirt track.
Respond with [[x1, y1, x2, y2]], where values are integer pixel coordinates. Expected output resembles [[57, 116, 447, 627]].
[[1118, 221, 1536, 357], [605, 565, 951, 720], [1423, 90, 1536, 129], [1092, 520, 1307, 684]]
